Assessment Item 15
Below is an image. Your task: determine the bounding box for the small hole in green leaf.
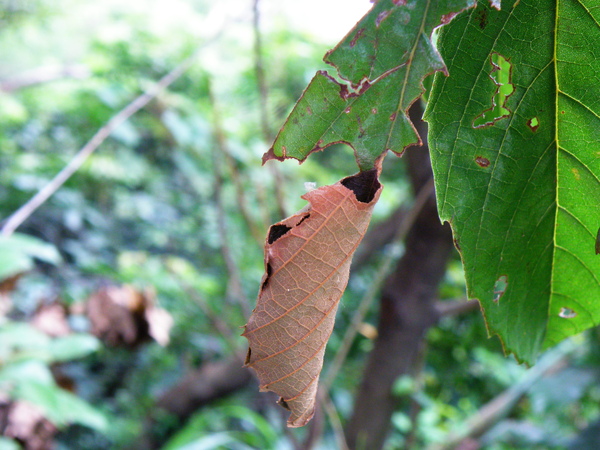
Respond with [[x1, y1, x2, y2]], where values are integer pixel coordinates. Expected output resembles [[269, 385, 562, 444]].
[[527, 117, 539, 132], [473, 53, 514, 128], [559, 307, 577, 319], [595, 227, 600, 255], [493, 275, 508, 303]]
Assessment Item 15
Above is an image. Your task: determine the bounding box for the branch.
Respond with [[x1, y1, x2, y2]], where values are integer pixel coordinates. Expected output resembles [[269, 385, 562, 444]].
[[0, 64, 90, 92], [322, 393, 349, 450], [207, 80, 252, 319], [170, 271, 243, 354], [1, 49, 202, 237], [435, 298, 479, 318], [252, 0, 287, 220], [428, 339, 579, 450], [207, 80, 264, 245]]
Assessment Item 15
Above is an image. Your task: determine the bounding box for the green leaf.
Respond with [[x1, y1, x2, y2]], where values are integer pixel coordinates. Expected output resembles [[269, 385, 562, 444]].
[[12, 380, 108, 432], [425, 0, 600, 363], [265, 0, 476, 171], [0, 361, 107, 433], [48, 334, 100, 362], [0, 323, 99, 364], [0, 359, 55, 387], [0, 323, 51, 362], [0, 233, 62, 280], [0, 437, 20, 450]]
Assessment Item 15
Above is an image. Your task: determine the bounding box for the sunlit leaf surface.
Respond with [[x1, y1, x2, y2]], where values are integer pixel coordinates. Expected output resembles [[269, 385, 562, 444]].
[[425, 0, 600, 363], [265, 0, 476, 171]]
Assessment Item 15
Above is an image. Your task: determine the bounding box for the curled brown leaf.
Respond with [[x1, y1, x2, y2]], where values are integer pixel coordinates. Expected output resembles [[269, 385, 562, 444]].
[[243, 169, 382, 427]]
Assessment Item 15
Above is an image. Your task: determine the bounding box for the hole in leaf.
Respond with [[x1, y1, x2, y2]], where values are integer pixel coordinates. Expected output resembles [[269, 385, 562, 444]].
[[261, 263, 273, 290], [475, 156, 490, 168], [493, 275, 508, 303], [277, 397, 291, 411], [268, 224, 292, 244], [559, 307, 577, 319], [296, 213, 310, 227], [473, 53, 514, 128], [340, 169, 381, 203], [595, 227, 600, 255], [527, 117, 539, 132]]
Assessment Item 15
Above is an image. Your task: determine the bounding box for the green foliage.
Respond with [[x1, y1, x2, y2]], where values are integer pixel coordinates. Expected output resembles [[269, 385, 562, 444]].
[[0, 323, 106, 431], [425, 0, 600, 363], [0, 233, 61, 279], [268, 0, 600, 364], [163, 404, 280, 450], [268, 0, 475, 170], [2, 0, 600, 448]]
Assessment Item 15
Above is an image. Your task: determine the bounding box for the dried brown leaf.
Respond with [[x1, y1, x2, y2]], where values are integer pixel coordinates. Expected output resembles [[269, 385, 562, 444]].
[[243, 169, 382, 427], [86, 285, 172, 348]]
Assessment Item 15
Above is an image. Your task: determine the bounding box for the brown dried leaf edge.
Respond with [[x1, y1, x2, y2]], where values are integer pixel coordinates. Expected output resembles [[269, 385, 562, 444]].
[[243, 169, 382, 427]]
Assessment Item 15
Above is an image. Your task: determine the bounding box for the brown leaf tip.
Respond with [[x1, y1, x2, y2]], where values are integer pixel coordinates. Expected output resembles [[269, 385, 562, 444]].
[[262, 147, 285, 165], [340, 168, 381, 203]]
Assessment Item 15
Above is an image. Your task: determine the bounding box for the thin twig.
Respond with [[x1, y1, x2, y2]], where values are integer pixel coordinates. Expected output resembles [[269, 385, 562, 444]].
[[252, 0, 287, 220], [321, 178, 436, 395], [170, 269, 242, 354], [1, 49, 204, 238], [222, 146, 265, 245], [301, 399, 325, 450], [255, 181, 273, 233], [207, 80, 252, 320], [0, 64, 90, 92], [322, 393, 350, 450], [427, 338, 580, 450], [435, 298, 479, 317], [406, 341, 429, 449]]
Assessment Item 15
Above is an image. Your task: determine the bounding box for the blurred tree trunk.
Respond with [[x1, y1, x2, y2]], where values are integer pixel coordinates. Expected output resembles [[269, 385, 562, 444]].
[[345, 102, 454, 449]]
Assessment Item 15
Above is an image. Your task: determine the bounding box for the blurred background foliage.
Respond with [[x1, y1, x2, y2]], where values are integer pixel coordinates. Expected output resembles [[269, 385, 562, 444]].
[[1, 0, 600, 449]]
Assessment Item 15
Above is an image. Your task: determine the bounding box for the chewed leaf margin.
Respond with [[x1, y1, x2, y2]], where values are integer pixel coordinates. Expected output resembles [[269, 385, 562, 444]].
[[263, 0, 477, 171]]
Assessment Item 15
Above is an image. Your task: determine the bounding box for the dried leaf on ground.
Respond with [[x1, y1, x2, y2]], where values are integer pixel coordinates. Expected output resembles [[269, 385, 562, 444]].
[[243, 169, 382, 427], [86, 285, 172, 347]]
